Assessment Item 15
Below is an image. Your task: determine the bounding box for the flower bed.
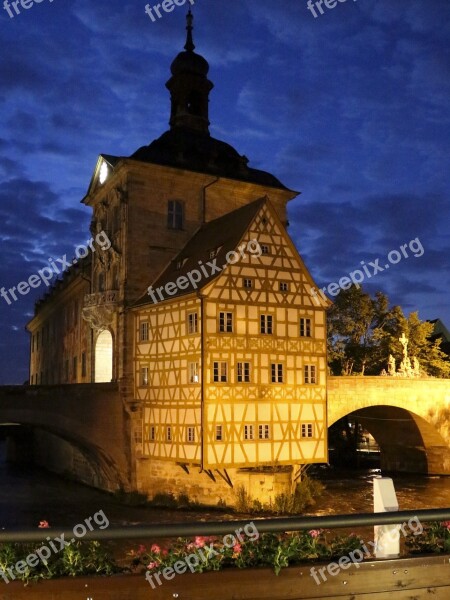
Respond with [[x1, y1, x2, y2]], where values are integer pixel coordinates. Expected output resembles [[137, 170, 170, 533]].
[[2, 522, 450, 598]]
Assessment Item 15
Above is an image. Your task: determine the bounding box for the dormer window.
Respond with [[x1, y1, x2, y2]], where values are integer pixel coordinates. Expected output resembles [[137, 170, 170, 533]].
[[168, 200, 184, 230]]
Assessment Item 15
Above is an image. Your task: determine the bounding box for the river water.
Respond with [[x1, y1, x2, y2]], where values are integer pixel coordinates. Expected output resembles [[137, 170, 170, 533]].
[[1, 442, 449, 532]]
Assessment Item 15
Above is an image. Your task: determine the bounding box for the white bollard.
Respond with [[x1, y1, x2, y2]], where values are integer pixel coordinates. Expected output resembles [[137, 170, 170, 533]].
[[373, 477, 400, 558]]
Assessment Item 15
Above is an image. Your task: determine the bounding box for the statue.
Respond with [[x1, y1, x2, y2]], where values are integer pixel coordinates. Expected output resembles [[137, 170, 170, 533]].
[[399, 333, 408, 359], [381, 334, 421, 378], [388, 354, 396, 376]]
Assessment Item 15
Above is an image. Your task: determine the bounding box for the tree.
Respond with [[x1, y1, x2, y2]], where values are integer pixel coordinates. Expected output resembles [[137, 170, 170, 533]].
[[327, 287, 450, 378], [327, 287, 389, 375]]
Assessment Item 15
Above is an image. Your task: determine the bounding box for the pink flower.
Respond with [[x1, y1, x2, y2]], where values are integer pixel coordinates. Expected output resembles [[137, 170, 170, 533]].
[[441, 521, 450, 530], [150, 544, 161, 554], [38, 520, 50, 528], [194, 536, 207, 548], [138, 545, 146, 554], [309, 529, 320, 538], [161, 549, 169, 556], [147, 561, 159, 570], [232, 543, 242, 554]]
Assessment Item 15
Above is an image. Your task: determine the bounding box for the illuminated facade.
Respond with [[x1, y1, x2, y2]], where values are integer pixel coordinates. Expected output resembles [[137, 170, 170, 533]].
[[26, 12, 328, 503], [134, 199, 328, 476]]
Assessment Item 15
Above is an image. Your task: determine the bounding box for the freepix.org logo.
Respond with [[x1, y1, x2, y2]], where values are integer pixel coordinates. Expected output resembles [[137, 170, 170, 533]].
[[3, 0, 55, 19], [145, 0, 195, 23], [0, 510, 110, 584], [0, 231, 111, 307]]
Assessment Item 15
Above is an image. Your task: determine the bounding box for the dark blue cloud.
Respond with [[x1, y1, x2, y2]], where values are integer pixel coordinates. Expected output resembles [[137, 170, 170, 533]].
[[0, 0, 449, 382]]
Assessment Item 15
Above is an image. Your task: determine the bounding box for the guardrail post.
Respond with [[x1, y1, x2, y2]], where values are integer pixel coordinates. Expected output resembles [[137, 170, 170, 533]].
[[373, 477, 400, 558]]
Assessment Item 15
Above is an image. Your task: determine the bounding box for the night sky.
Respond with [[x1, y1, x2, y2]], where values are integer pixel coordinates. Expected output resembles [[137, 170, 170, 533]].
[[0, 0, 449, 384]]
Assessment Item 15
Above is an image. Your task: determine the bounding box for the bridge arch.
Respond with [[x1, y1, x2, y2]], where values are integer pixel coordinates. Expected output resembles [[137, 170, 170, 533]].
[[1, 422, 124, 492], [328, 376, 450, 474], [0, 384, 131, 491]]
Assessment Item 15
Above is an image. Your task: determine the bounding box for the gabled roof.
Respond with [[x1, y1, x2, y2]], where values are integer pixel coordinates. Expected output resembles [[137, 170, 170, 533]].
[[134, 197, 267, 307]]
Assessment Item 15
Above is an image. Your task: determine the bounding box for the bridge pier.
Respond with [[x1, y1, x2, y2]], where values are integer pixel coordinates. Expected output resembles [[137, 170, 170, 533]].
[[380, 444, 428, 474], [381, 444, 450, 475]]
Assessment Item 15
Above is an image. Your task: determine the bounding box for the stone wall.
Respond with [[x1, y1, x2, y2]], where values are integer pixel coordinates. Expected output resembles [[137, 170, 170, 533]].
[[136, 457, 293, 507]]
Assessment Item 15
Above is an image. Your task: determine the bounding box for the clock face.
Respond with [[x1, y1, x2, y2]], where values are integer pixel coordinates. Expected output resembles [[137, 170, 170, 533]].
[[99, 162, 109, 184]]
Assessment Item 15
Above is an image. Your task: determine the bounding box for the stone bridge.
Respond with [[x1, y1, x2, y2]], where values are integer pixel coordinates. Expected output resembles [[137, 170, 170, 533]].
[[0, 384, 132, 491], [328, 376, 450, 474], [1, 377, 450, 490]]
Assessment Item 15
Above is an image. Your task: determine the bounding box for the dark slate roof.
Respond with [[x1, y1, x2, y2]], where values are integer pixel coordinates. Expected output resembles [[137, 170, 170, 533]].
[[130, 128, 287, 190], [134, 197, 267, 307]]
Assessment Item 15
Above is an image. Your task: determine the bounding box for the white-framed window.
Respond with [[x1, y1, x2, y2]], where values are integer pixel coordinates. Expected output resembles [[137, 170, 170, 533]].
[[279, 281, 289, 292], [187, 312, 198, 334], [219, 312, 233, 333], [300, 318, 312, 338], [140, 366, 149, 386], [166, 426, 172, 442], [260, 314, 273, 334], [244, 425, 254, 440], [237, 362, 250, 383], [186, 426, 195, 443], [189, 362, 199, 384], [304, 365, 317, 384], [243, 278, 253, 289], [301, 423, 314, 438], [213, 361, 228, 383], [168, 200, 184, 230], [271, 363, 284, 383], [261, 244, 270, 255], [258, 424, 270, 440], [139, 321, 149, 342], [215, 425, 223, 441]]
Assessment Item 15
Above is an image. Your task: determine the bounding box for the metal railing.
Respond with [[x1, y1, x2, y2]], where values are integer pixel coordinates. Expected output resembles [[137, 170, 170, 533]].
[[1, 508, 449, 544]]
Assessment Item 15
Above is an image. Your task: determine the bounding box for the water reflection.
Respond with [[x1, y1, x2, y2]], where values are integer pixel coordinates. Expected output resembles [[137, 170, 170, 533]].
[[313, 466, 450, 515], [1, 441, 449, 531]]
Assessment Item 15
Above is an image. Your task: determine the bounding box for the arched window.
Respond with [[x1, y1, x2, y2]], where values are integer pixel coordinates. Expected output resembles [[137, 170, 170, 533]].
[[167, 200, 184, 230], [95, 330, 113, 383]]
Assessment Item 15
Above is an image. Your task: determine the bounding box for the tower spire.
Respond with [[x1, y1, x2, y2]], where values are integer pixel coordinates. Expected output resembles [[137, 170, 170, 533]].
[[184, 8, 195, 52], [166, 9, 213, 134]]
